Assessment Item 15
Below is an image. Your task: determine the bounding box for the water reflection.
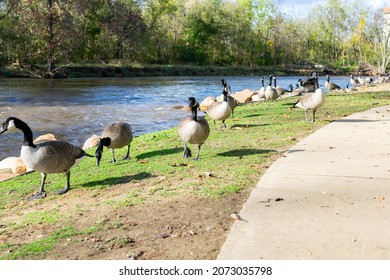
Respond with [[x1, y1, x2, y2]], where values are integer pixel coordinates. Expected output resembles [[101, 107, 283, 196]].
[[0, 75, 349, 159]]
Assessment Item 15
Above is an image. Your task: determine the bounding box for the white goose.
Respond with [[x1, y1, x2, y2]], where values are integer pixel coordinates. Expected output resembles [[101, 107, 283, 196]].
[[0, 117, 90, 199]]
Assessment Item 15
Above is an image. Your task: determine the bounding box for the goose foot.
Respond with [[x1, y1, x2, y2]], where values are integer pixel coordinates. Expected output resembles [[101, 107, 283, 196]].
[[28, 192, 46, 200], [56, 187, 69, 195], [122, 155, 130, 160]]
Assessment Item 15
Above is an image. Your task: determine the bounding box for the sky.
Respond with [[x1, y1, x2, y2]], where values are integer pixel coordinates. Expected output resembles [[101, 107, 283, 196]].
[[277, 0, 390, 18]]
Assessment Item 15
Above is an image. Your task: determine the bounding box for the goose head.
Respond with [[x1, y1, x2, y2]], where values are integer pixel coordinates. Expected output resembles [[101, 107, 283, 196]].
[[95, 137, 111, 166], [0, 117, 18, 134], [188, 97, 200, 110]]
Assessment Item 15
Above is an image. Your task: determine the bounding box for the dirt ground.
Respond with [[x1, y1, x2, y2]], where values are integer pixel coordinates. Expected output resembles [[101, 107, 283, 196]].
[[0, 174, 252, 260]]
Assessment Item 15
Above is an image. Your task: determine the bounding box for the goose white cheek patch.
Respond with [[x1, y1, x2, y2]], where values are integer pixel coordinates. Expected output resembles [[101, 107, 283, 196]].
[[7, 119, 16, 131]]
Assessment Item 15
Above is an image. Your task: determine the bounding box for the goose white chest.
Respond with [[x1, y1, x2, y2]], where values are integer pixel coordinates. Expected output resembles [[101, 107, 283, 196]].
[[207, 102, 231, 121]]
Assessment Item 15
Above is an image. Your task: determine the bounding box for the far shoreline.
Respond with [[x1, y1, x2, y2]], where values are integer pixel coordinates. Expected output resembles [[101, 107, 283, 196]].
[[0, 62, 348, 79]]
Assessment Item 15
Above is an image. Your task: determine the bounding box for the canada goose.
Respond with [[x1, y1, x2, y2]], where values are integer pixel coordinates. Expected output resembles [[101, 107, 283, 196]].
[[264, 75, 278, 100], [357, 71, 372, 85], [350, 75, 360, 87], [345, 82, 357, 93], [206, 83, 232, 129], [258, 77, 266, 99], [298, 73, 317, 93], [0, 117, 90, 199], [95, 122, 133, 166], [217, 79, 238, 117], [292, 77, 326, 122], [279, 85, 296, 98], [178, 97, 210, 160], [274, 77, 290, 96], [377, 73, 385, 84], [325, 75, 341, 92]]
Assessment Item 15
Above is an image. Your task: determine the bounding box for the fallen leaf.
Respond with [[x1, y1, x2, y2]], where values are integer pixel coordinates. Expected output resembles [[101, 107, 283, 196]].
[[171, 163, 188, 167]]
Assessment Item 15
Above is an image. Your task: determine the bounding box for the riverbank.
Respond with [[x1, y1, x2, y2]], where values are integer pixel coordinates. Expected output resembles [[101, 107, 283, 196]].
[[0, 87, 388, 260], [0, 62, 343, 79]]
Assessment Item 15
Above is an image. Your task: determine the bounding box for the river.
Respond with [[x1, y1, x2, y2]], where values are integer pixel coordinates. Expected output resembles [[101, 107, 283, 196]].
[[0, 75, 350, 160]]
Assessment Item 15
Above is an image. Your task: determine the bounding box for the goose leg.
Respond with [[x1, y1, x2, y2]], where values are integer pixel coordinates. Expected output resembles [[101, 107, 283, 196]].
[[312, 110, 316, 122], [304, 110, 308, 122], [56, 171, 71, 195], [222, 120, 227, 128], [213, 120, 217, 130], [28, 173, 47, 200], [111, 149, 116, 163], [122, 144, 130, 160], [183, 142, 192, 158], [194, 144, 202, 160]]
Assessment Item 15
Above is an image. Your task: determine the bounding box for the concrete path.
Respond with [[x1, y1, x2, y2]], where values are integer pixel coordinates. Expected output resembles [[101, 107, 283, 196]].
[[218, 105, 390, 259]]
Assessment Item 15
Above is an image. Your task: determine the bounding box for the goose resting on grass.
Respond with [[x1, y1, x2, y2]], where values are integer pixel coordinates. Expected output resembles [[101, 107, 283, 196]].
[[325, 74, 341, 92], [0, 117, 90, 199]]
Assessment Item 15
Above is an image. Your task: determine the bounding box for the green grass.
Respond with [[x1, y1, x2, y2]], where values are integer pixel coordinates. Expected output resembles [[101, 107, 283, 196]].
[[0, 226, 78, 260], [0, 90, 389, 259]]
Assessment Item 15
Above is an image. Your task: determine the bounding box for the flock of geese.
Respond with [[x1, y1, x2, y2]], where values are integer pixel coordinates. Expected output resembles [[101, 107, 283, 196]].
[[0, 72, 384, 200]]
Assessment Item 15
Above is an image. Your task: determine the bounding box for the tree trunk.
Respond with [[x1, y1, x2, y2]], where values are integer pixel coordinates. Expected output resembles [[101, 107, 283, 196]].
[[46, 0, 56, 78]]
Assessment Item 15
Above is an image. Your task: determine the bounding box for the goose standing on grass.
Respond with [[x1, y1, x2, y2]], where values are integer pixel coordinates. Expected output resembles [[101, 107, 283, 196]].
[[178, 97, 210, 160], [218, 79, 238, 117], [265, 75, 278, 100], [95, 122, 133, 166], [325, 74, 341, 92], [206, 82, 232, 129], [292, 77, 325, 122], [0, 117, 90, 200]]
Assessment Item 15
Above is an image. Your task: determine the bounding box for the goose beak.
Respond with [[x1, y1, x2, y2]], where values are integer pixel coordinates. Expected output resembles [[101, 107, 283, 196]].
[[0, 126, 6, 135]]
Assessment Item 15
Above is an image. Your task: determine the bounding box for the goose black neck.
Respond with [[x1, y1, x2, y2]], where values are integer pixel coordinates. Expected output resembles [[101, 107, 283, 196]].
[[14, 118, 35, 147], [191, 105, 198, 122], [222, 88, 228, 102]]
